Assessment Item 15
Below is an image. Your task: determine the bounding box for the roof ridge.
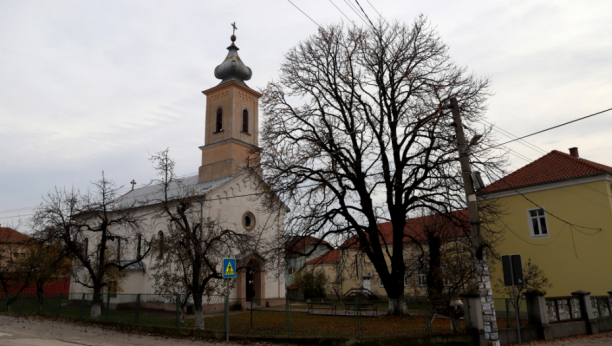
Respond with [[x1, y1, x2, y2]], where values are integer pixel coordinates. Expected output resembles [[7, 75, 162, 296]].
[[551, 150, 612, 172]]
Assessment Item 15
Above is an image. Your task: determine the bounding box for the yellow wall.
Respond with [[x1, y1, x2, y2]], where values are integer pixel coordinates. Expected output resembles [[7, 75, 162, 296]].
[[486, 179, 612, 297]]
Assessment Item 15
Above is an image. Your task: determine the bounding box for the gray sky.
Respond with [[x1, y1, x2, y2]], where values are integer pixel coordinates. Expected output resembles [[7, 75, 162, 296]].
[[1, 0, 611, 228]]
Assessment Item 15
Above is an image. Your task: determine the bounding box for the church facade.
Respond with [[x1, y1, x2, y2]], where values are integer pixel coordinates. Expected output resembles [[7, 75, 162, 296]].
[[69, 34, 286, 304]]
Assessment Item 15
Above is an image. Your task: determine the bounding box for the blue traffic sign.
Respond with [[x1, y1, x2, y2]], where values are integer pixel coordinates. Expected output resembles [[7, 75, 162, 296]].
[[223, 258, 236, 278]]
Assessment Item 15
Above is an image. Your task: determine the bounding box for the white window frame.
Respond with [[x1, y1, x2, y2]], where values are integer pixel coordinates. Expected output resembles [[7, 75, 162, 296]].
[[417, 270, 427, 287], [527, 207, 550, 239]]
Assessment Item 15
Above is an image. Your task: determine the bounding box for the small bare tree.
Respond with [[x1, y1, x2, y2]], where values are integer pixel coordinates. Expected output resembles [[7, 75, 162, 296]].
[[148, 149, 256, 329], [33, 173, 150, 318]]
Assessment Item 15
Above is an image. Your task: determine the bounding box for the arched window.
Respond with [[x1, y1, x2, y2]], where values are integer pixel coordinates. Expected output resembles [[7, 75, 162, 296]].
[[242, 109, 249, 133], [158, 231, 164, 259], [116, 237, 121, 262], [136, 234, 142, 259], [83, 238, 89, 257], [216, 108, 223, 132]]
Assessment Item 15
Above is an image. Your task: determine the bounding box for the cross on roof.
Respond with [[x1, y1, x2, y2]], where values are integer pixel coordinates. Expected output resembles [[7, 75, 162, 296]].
[[130, 179, 137, 191], [231, 22, 237, 35]]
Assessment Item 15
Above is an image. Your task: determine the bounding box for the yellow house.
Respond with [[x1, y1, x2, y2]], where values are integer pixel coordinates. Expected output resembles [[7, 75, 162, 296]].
[[299, 211, 470, 299], [478, 148, 612, 297]]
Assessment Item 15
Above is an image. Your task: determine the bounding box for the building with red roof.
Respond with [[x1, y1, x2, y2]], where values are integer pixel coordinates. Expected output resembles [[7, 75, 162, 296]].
[[299, 211, 469, 298], [478, 147, 612, 297], [0, 227, 70, 295]]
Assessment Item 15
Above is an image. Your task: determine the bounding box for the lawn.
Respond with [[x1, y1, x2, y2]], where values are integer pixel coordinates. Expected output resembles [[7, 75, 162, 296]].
[[3, 298, 469, 339]]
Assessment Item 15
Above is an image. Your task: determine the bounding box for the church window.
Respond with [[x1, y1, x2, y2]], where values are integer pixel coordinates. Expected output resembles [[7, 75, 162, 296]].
[[158, 231, 164, 259], [242, 212, 256, 231], [116, 237, 121, 262], [216, 107, 223, 132], [242, 109, 249, 133], [136, 234, 142, 259], [83, 238, 89, 257]]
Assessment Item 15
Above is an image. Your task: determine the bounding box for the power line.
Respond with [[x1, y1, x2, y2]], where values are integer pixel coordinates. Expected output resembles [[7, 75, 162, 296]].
[[487, 107, 612, 149], [328, 0, 357, 25], [286, 0, 322, 28]]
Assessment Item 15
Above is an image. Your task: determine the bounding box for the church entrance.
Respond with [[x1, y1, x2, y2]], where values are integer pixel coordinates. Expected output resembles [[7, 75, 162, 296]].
[[246, 267, 255, 301], [244, 259, 262, 302]]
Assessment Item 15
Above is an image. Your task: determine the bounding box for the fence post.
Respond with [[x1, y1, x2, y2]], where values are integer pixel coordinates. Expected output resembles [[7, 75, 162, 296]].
[[175, 294, 180, 327], [135, 294, 141, 324], [37, 293, 42, 314], [571, 290, 599, 335], [79, 293, 85, 319], [19, 293, 24, 314], [105, 293, 110, 322], [57, 293, 63, 317], [524, 290, 552, 341], [4, 292, 10, 312], [285, 298, 290, 338], [506, 298, 511, 328]]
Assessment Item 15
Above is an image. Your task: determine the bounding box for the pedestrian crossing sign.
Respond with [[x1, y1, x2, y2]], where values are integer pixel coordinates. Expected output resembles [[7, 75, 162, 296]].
[[223, 258, 236, 278]]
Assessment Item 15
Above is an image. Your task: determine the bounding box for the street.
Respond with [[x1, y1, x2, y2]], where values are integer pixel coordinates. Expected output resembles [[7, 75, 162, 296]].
[[0, 315, 237, 346]]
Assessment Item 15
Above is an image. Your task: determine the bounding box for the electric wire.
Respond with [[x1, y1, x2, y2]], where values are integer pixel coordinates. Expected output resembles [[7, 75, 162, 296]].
[[286, 0, 322, 28], [328, 0, 357, 25], [485, 107, 612, 150]]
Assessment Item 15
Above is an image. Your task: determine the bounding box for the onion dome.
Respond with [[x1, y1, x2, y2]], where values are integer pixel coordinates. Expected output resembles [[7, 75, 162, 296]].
[[214, 35, 252, 86]]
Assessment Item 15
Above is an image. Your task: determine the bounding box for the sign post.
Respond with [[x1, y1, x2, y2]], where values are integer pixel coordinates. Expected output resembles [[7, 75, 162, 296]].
[[223, 258, 236, 341], [502, 254, 524, 346]]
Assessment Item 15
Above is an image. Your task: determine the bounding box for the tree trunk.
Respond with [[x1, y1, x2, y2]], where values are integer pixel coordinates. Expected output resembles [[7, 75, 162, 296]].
[[388, 298, 409, 316], [193, 294, 204, 329], [90, 290, 102, 319]]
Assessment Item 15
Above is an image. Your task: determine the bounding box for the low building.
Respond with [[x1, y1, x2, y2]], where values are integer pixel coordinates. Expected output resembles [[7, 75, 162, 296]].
[[300, 211, 469, 299], [478, 148, 612, 296]]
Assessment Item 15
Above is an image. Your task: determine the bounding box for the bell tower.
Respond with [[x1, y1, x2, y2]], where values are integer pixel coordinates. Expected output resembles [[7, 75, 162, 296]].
[[198, 32, 262, 182]]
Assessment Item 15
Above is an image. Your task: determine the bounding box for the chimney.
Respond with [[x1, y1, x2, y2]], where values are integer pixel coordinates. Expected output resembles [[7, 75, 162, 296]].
[[569, 147, 579, 158]]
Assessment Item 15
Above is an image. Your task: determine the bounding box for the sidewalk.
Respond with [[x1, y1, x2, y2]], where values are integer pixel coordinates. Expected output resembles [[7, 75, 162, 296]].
[[509, 332, 612, 345]]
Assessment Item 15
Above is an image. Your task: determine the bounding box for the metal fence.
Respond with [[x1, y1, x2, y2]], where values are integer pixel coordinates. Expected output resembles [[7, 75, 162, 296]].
[[591, 296, 612, 318], [0, 292, 466, 340], [493, 297, 529, 328]]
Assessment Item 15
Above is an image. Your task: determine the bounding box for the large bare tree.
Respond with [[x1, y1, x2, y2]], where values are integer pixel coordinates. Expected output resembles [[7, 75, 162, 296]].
[[259, 17, 504, 313], [33, 173, 150, 318]]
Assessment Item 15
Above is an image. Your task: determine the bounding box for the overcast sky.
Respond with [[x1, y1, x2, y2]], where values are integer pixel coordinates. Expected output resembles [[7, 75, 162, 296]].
[[1, 0, 611, 228]]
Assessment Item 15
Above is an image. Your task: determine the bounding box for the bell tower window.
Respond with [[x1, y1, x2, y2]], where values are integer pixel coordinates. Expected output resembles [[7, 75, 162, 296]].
[[242, 109, 249, 133], [216, 108, 223, 132]]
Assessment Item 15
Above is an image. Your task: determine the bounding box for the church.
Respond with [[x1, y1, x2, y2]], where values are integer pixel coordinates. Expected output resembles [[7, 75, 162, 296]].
[[69, 32, 286, 304]]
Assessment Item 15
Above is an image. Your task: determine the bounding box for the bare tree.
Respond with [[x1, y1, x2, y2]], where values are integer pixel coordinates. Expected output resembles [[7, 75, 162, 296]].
[[148, 149, 255, 329], [259, 17, 505, 314], [33, 173, 150, 318]]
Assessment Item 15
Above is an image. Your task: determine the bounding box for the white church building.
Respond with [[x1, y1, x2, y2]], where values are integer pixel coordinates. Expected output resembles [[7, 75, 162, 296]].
[[69, 33, 286, 304]]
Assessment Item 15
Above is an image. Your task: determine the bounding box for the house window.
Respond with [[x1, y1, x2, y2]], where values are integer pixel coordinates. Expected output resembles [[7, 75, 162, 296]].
[[216, 108, 223, 132], [242, 109, 249, 133], [288, 267, 295, 275], [527, 207, 549, 238], [417, 271, 427, 286]]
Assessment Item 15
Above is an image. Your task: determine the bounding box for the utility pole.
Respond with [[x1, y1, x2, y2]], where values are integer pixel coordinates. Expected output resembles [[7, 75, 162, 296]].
[[449, 97, 499, 346]]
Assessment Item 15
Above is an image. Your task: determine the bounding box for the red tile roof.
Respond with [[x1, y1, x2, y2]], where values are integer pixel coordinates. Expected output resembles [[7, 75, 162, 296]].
[[305, 249, 339, 264], [478, 150, 612, 195], [284, 236, 329, 257], [304, 210, 468, 264], [0, 227, 29, 244]]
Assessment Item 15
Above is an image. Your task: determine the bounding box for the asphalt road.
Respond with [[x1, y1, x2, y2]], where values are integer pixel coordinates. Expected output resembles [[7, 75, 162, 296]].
[[0, 315, 238, 346]]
